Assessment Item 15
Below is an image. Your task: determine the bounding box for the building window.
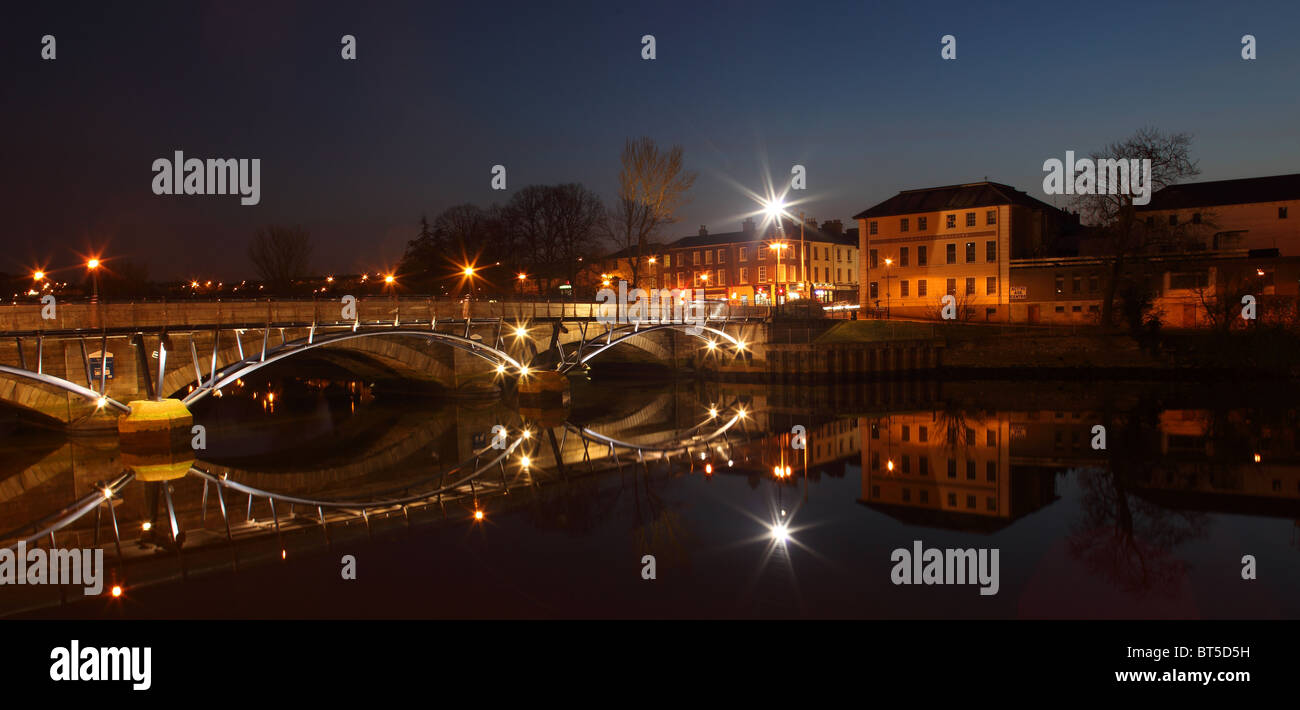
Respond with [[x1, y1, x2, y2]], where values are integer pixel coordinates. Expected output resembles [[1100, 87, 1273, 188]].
[[946, 278, 957, 296], [716, 270, 726, 286], [965, 277, 975, 296], [946, 243, 956, 264], [899, 247, 909, 267], [1054, 274, 1064, 294], [947, 458, 957, 478], [900, 280, 909, 297], [900, 218, 909, 232], [919, 426, 928, 442], [837, 268, 843, 282], [1088, 274, 1099, 292], [918, 216, 928, 230], [1055, 305, 1065, 313], [1072, 275, 1081, 293], [919, 457, 929, 475], [869, 249, 878, 268], [1071, 305, 1081, 313], [986, 241, 996, 262], [917, 279, 927, 297], [758, 247, 766, 261], [946, 214, 956, 229], [758, 266, 767, 282], [739, 267, 748, 284], [917, 245, 928, 266], [869, 282, 878, 299], [705, 251, 713, 265], [986, 430, 996, 446], [663, 255, 671, 268], [966, 460, 976, 480], [1281, 207, 1289, 219], [986, 276, 996, 295], [966, 212, 976, 227], [676, 272, 686, 288], [986, 210, 996, 225], [837, 249, 843, 262], [717, 249, 726, 263], [869, 221, 878, 235], [738, 247, 746, 262], [965, 242, 975, 263], [902, 425, 910, 441]]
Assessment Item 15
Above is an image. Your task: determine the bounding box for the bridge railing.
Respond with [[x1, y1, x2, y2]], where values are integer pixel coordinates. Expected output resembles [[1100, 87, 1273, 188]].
[[0, 298, 773, 334]]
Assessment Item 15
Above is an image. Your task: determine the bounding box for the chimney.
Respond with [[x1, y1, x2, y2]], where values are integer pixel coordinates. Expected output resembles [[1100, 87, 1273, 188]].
[[742, 218, 756, 235], [699, 225, 708, 237], [820, 219, 844, 235]]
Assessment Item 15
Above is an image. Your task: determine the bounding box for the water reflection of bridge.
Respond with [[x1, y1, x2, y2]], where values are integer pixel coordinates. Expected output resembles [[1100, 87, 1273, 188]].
[[0, 389, 768, 615]]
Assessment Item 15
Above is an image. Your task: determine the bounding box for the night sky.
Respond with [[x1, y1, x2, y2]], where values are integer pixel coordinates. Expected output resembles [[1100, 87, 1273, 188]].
[[4, 0, 1297, 281]]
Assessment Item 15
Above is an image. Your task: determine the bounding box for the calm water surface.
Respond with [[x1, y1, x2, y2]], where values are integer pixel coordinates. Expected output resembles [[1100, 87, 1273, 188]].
[[4, 371, 1299, 619]]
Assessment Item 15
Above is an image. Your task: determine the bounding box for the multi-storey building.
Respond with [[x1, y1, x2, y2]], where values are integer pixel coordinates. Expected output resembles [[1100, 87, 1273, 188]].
[[1130, 173, 1300, 254], [629, 218, 858, 304], [854, 181, 1073, 320]]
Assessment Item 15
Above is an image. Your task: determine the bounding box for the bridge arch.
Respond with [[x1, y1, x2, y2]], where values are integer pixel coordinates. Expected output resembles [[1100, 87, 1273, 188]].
[[0, 364, 132, 417], [183, 329, 523, 406], [561, 323, 746, 373]]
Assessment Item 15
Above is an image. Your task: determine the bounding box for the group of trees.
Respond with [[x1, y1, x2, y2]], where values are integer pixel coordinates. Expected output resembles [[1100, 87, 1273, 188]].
[[240, 138, 696, 298], [398, 137, 696, 297]]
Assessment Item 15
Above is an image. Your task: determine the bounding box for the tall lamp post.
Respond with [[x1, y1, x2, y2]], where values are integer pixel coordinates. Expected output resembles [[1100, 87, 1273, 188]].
[[86, 258, 101, 304], [883, 257, 894, 318]]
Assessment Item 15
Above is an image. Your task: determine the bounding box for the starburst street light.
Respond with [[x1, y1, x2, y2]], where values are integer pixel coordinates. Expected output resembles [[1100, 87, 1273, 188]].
[[33, 271, 44, 281], [86, 257, 102, 304]]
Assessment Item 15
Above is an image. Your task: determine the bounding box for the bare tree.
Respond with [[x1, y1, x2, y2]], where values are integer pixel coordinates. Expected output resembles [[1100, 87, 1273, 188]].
[[503, 184, 605, 295], [1071, 127, 1200, 330], [248, 225, 313, 294], [605, 137, 698, 287]]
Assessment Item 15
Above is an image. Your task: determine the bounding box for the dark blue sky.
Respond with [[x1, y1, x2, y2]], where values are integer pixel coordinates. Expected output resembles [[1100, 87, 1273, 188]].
[[4, 0, 1298, 281]]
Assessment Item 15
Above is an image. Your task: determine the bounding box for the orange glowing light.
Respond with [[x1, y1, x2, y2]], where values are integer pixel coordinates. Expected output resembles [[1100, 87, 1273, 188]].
[[86, 258, 100, 269], [110, 585, 123, 598], [33, 271, 44, 281], [1254, 453, 1262, 463], [384, 274, 395, 284], [474, 509, 484, 521]]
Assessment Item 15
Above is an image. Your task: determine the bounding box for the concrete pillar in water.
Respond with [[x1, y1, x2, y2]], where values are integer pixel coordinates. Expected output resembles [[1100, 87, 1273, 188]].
[[116, 399, 195, 482]]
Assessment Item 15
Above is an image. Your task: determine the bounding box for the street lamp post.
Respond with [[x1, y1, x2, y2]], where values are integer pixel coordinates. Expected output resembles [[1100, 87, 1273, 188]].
[[86, 258, 101, 304], [883, 257, 894, 318]]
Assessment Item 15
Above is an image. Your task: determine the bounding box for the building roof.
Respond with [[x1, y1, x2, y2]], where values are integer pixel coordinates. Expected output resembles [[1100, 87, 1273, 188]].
[[1135, 173, 1300, 211], [665, 223, 857, 250], [603, 242, 668, 260], [852, 180, 1061, 220]]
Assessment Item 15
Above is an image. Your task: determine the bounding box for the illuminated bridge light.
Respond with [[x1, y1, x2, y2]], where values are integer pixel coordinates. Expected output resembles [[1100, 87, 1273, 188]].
[[708, 407, 718, 418], [473, 509, 485, 521], [520, 455, 531, 468], [514, 326, 528, 338]]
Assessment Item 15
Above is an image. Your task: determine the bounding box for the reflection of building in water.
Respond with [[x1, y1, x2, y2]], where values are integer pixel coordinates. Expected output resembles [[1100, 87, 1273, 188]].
[[858, 412, 1059, 532], [860, 407, 1300, 532], [810, 418, 861, 466], [1136, 409, 1300, 517]]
